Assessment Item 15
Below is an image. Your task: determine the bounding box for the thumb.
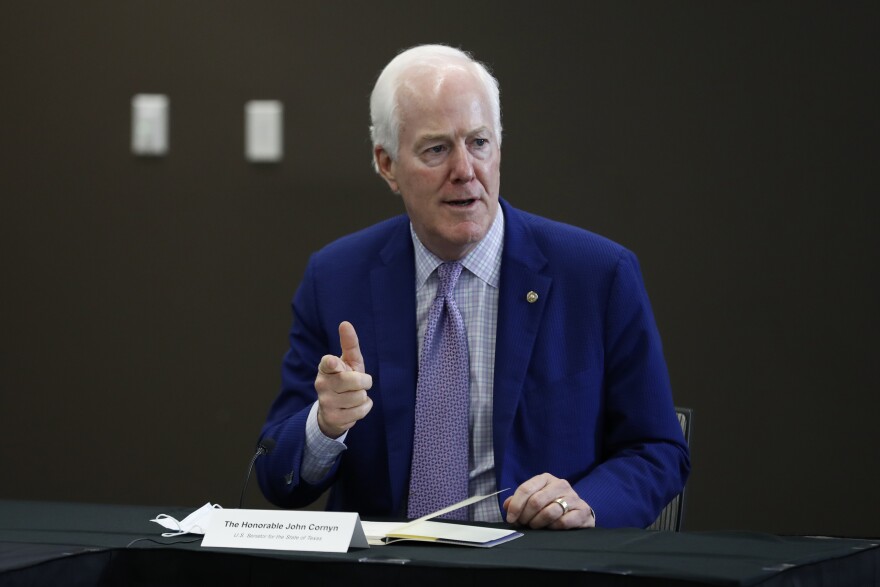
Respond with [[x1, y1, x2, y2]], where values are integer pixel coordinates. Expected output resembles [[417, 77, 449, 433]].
[[338, 321, 365, 373]]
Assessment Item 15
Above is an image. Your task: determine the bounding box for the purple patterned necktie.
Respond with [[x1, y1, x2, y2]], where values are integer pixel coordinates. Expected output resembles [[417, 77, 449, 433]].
[[407, 261, 470, 520]]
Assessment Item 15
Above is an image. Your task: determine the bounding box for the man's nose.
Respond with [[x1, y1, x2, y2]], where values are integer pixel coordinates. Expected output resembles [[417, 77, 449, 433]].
[[449, 147, 475, 183]]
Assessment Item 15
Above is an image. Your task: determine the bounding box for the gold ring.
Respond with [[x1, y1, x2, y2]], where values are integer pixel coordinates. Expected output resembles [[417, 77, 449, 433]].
[[554, 498, 569, 515]]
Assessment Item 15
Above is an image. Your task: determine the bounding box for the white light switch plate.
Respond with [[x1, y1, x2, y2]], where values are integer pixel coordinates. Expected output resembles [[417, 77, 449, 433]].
[[131, 94, 169, 156], [246, 100, 283, 162]]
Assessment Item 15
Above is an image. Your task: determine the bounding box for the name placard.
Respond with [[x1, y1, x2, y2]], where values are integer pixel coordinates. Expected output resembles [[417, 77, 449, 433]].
[[202, 509, 368, 553]]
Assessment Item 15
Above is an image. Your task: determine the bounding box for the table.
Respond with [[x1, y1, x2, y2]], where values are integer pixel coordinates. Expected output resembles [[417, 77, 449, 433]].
[[1, 500, 877, 586]]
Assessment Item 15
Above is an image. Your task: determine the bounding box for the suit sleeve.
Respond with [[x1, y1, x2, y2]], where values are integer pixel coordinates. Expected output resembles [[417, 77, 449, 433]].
[[255, 257, 341, 508], [576, 250, 691, 528]]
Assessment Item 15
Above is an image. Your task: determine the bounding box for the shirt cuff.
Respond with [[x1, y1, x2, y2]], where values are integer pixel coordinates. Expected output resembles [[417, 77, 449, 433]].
[[301, 401, 347, 484]]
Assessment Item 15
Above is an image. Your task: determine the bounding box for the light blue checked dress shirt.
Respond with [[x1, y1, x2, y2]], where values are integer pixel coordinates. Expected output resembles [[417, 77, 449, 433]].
[[302, 208, 505, 523]]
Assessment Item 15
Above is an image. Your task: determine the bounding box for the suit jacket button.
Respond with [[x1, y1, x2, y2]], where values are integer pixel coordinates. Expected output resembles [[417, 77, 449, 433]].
[[526, 291, 539, 303]]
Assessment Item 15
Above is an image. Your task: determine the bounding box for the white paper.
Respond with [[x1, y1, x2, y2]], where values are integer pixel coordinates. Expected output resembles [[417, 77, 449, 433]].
[[396, 490, 506, 528], [388, 520, 520, 545], [362, 491, 522, 547]]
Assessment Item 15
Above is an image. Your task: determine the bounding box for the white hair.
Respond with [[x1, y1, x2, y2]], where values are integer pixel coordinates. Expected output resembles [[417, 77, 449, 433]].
[[369, 44, 502, 172]]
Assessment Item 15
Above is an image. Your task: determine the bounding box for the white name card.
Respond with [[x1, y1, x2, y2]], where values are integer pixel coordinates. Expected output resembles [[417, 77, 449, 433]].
[[202, 509, 369, 553]]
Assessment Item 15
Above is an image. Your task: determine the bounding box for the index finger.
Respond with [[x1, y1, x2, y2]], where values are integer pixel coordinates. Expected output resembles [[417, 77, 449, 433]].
[[338, 321, 365, 373]]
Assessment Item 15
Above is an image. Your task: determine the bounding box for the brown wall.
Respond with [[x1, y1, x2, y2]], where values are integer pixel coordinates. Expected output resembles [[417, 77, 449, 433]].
[[1, 2, 878, 536]]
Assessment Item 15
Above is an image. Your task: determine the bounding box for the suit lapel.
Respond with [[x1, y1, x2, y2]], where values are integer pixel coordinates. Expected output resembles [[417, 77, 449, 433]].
[[493, 202, 551, 486], [370, 221, 418, 512]]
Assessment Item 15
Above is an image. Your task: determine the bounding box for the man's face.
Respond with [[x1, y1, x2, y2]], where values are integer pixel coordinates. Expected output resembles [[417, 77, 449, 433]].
[[376, 66, 501, 261]]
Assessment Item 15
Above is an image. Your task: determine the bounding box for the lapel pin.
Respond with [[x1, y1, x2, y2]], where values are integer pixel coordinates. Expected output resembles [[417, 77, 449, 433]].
[[526, 291, 539, 303]]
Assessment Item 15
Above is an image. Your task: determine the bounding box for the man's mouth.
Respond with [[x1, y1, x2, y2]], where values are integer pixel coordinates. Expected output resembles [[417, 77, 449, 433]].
[[446, 198, 477, 207]]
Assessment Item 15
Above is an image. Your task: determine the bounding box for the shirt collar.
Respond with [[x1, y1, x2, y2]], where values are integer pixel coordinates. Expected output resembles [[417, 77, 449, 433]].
[[411, 205, 505, 291]]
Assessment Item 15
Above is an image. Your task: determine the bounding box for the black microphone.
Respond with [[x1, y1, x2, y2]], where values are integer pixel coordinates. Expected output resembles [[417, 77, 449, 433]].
[[238, 438, 276, 508]]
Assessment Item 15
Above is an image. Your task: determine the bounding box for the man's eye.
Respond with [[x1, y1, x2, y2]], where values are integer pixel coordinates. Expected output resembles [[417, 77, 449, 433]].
[[427, 145, 445, 154], [474, 138, 488, 147]]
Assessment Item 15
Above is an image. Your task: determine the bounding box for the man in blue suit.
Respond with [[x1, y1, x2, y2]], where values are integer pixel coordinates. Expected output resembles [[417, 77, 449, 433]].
[[257, 45, 689, 529]]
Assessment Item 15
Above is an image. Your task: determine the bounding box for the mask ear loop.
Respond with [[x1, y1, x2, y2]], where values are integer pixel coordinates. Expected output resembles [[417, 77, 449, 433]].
[[153, 513, 187, 538]]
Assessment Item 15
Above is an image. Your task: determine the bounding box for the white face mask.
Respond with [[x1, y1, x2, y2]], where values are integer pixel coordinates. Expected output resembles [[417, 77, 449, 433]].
[[151, 502, 222, 537]]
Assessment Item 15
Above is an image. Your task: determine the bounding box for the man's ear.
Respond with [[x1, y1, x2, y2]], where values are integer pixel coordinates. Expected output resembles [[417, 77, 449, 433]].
[[374, 147, 399, 193]]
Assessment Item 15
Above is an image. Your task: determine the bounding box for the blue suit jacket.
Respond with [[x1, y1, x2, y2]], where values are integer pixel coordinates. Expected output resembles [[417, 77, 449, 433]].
[[257, 199, 690, 528]]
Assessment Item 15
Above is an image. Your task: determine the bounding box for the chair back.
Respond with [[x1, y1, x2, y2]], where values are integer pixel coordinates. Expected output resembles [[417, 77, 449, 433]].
[[647, 406, 693, 532]]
